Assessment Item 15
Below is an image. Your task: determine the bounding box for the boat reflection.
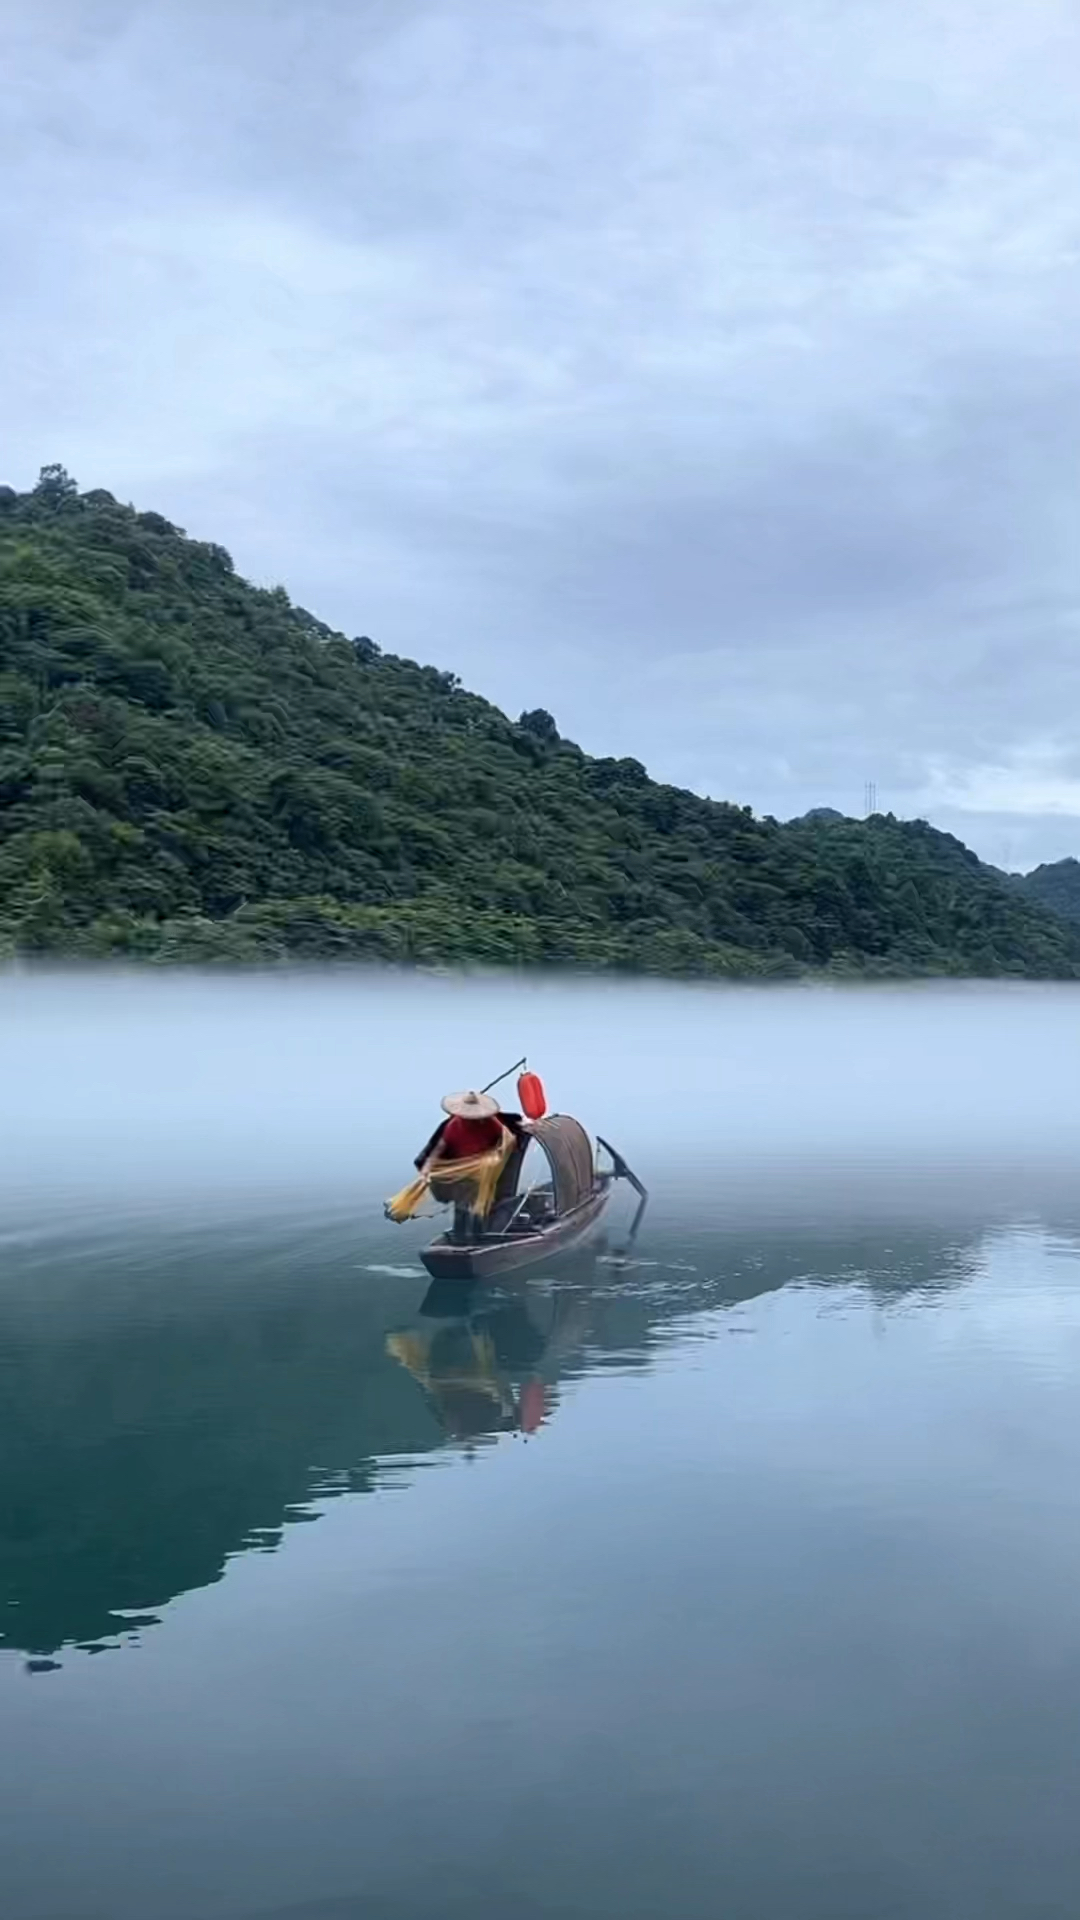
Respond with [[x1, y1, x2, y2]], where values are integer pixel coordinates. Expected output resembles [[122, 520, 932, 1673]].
[[387, 1279, 587, 1443]]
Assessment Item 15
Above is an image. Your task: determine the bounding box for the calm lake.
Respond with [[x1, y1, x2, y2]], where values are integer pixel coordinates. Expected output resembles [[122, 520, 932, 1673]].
[[5, 972, 1080, 1920]]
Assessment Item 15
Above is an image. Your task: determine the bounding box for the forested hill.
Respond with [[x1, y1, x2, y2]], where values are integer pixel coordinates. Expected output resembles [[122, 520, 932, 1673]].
[[1, 466, 1077, 978], [1016, 859, 1080, 929]]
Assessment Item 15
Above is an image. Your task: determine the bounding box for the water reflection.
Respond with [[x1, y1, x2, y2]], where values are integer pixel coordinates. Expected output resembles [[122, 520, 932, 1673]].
[[390, 1285, 548, 1441], [0, 1193, 1029, 1664]]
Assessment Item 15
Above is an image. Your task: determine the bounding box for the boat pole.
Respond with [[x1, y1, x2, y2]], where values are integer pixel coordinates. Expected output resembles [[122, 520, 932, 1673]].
[[479, 1056, 527, 1098]]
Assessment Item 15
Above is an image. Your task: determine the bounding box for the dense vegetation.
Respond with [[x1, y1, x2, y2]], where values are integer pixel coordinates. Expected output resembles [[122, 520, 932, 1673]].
[[2, 466, 1078, 978], [1016, 859, 1080, 929]]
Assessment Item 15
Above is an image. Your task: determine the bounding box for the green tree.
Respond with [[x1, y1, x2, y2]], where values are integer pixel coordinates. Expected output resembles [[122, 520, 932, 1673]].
[[1, 471, 1078, 979]]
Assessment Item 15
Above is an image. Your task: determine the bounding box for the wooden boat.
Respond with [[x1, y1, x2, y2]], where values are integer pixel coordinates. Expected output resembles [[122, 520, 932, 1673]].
[[419, 1116, 646, 1282]]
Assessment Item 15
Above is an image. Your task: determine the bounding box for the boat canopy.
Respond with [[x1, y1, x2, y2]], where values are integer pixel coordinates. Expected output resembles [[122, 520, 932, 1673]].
[[529, 1115, 595, 1216]]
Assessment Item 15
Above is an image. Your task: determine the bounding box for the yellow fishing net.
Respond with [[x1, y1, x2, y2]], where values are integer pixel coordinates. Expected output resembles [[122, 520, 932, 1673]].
[[384, 1128, 514, 1225]]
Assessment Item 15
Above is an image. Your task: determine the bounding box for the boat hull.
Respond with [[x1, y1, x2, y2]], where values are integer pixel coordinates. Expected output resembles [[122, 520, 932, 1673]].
[[420, 1188, 610, 1281]]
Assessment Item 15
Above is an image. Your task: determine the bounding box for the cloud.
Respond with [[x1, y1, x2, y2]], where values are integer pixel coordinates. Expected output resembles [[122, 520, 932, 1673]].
[[920, 744, 1080, 820], [2, 0, 1080, 866]]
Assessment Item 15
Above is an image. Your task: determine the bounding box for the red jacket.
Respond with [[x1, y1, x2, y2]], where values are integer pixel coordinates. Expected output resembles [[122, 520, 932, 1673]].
[[440, 1114, 504, 1159], [415, 1111, 523, 1170]]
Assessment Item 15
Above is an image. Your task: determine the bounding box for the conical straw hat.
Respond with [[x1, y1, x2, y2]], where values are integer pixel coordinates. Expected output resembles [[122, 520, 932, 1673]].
[[441, 1089, 499, 1120]]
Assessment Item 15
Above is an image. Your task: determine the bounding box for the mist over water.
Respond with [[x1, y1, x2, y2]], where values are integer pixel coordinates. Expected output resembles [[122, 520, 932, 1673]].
[[5, 970, 1080, 1232], [5, 971, 1080, 1920]]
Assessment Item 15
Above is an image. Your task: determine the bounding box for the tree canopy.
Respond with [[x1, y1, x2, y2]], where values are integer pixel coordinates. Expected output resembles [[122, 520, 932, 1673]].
[[1017, 859, 1080, 929], [2, 468, 1078, 978]]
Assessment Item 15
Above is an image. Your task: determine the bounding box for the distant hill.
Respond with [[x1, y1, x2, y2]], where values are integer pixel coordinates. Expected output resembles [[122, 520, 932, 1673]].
[[1016, 858, 1080, 928], [793, 807, 849, 825], [2, 467, 1079, 978]]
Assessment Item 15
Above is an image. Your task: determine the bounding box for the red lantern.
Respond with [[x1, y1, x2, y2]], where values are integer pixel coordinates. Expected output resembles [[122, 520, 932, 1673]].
[[517, 1071, 547, 1120], [519, 1381, 546, 1433]]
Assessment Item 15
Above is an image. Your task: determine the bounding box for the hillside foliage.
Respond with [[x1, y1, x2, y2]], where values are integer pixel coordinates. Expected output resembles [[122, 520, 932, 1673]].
[[2, 467, 1078, 978], [1017, 859, 1080, 929]]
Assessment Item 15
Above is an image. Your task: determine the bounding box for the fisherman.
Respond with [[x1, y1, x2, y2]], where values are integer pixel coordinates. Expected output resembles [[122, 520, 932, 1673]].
[[415, 1091, 523, 1243], [416, 1090, 505, 1168]]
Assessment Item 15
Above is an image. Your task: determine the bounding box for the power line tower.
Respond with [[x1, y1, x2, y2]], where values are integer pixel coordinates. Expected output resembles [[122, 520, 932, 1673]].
[[864, 781, 877, 818]]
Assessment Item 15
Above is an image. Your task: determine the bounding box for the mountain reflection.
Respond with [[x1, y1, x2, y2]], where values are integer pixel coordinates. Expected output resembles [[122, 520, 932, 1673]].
[[0, 1203, 1023, 1660]]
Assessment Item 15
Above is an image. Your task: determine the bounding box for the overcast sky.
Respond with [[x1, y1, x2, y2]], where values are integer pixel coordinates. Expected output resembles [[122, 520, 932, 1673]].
[[4, 0, 1080, 868]]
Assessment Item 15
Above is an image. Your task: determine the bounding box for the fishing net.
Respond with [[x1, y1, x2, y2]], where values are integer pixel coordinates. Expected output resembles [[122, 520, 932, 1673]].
[[384, 1127, 515, 1224]]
